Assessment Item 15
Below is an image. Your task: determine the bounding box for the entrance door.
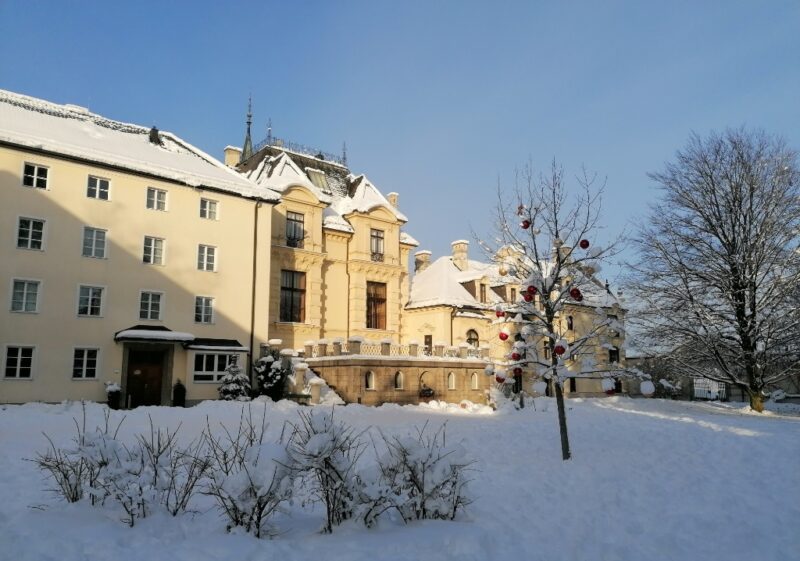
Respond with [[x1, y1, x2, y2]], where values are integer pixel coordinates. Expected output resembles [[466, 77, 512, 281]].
[[127, 349, 165, 407]]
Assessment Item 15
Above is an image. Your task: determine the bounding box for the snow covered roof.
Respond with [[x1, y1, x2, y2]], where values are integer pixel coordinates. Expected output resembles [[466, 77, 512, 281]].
[[331, 175, 407, 222], [407, 256, 497, 310], [245, 151, 332, 203], [0, 89, 277, 201], [400, 231, 420, 246], [322, 206, 355, 233], [114, 327, 194, 343]]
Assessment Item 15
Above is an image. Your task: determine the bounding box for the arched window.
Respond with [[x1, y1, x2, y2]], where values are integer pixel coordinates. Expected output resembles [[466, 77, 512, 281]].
[[394, 371, 404, 390], [567, 316, 574, 331], [447, 372, 456, 390], [466, 329, 479, 347], [471, 372, 478, 390], [365, 371, 375, 390]]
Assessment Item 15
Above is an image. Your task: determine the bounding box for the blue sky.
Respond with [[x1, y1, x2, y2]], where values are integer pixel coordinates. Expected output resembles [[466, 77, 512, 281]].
[[2, 1, 798, 284]]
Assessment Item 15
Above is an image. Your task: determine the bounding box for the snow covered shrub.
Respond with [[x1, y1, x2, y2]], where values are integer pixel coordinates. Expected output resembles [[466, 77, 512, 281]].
[[286, 408, 366, 533], [368, 423, 474, 524], [203, 407, 292, 538], [254, 352, 290, 401], [219, 355, 252, 401]]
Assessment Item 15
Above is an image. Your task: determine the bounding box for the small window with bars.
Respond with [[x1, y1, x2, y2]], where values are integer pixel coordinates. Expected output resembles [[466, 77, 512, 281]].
[[286, 212, 304, 248]]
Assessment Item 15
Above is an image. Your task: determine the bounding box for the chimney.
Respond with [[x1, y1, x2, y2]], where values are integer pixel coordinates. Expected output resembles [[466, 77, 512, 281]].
[[387, 192, 399, 207], [451, 240, 469, 271], [415, 250, 432, 273], [148, 126, 162, 146], [224, 146, 242, 168]]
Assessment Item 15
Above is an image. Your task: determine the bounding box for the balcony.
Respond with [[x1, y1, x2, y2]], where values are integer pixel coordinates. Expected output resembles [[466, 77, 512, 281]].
[[371, 252, 384, 262], [286, 237, 304, 249]]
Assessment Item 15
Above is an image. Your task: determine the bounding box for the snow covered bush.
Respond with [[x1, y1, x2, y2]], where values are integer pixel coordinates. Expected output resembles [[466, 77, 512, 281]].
[[203, 407, 292, 538], [254, 352, 290, 401], [365, 423, 474, 524], [286, 408, 366, 533], [218, 356, 252, 401]]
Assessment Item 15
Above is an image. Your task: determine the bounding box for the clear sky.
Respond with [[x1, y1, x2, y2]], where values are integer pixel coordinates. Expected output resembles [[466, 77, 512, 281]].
[[2, 1, 798, 285]]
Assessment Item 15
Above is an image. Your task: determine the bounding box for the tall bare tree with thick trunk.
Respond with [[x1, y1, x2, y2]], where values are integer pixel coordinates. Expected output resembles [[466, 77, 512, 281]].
[[629, 129, 800, 411]]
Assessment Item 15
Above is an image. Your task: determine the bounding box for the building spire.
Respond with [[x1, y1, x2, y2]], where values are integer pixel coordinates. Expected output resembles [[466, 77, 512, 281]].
[[240, 96, 253, 163], [266, 117, 273, 145], [342, 141, 348, 166]]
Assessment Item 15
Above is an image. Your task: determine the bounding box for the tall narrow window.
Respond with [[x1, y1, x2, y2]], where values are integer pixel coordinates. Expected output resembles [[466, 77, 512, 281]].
[[447, 372, 456, 390], [200, 198, 218, 220], [286, 212, 304, 248], [567, 316, 574, 331], [609, 347, 620, 363], [365, 371, 376, 390], [197, 245, 216, 271], [5, 346, 34, 378], [366, 282, 386, 329], [143, 237, 165, 265], [72, 349, 98, 379], [424, 335, 433, 355], [471, 372, 479, 390], [139, 291, 162, 320], [87, 176, 110, 200], [146, 187, 167, 210], [543, 341, 551, 360], [510, 287, 517, 303], [280, 270, 306, 322], [78, 286, 103, 317], [11, 280, 39, 313], [23, 163, 48, 189], [466, 329, 479, 348], [370, 229, 384, 262], [480, 284, 487, 303], [394, 371, 404, 390], [195, 296, 214, 323], [17, 218, 45, 250], [82, 227, 107, 258]]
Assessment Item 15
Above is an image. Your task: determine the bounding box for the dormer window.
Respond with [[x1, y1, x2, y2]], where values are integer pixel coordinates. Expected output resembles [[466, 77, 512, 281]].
[[370, 229, 384, 262], [286, 212, 304, 248]]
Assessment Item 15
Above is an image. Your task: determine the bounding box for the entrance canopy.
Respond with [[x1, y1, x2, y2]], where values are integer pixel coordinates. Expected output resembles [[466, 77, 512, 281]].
[[185, 338, 249, 352], [114, 325, 195, 343]]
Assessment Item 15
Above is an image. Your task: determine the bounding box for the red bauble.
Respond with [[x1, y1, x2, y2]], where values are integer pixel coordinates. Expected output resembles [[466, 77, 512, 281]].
[[554, 344, 566, 356], [495, 310, 504, 318], [499, 332, 509, 341], [527, 285, 537, 294], [569, 287, 582, 300], [513, 367, 523, 375], [579, 239, 590, 249], [523, 293, 533, 302], [495, 375, 506, 384], [605, 389, 615, 396], [521, 220, 531, 229], [575, 293, 584, 302], [511, 352, 521, 361]]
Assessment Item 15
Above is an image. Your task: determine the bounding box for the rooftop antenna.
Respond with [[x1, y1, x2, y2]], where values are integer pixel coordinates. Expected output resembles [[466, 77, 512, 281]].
[[342, 141, 348, 166], [267, 117, 273, 145], [240, 95, 253, 163]]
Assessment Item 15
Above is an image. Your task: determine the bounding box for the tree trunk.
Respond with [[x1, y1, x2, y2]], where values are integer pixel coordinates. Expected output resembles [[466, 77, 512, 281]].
[[554, 380, 571, 460], [749, 391, 764, 412]]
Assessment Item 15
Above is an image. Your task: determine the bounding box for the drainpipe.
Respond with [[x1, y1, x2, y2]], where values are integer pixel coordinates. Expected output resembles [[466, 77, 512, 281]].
[[248, 199, 263, 384]]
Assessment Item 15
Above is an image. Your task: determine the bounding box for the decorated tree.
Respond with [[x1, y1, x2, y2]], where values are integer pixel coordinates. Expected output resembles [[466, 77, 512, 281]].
[[480, 160, 644, 460], [218, 355, 252, 401]]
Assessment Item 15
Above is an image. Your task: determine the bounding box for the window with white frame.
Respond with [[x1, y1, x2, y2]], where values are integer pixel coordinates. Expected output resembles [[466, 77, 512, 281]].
[[72, 348, 98, 379], [17, 218, 45, 250], [23, 163, 48, 189], [197, 245, 216, 271], [146, 187, 167, 211], [82, 227, 107, 258], [447, 371, 456, 390], [195, 296, 213, 323], [5, 346, 33, 378], [78, 285, 103, 317], [143, 236, 164, 265], [139, 291, 162, 320], [86, 176, 110, 200], [193, 353, 230, 382], [200, 198, 218, 220], [365, 371, 376, 390], [11, 280, 39, 313]]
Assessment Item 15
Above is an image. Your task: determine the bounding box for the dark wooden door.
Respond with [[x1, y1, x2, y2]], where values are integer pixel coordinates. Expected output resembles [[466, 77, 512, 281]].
[[127, 350, 164, 407]]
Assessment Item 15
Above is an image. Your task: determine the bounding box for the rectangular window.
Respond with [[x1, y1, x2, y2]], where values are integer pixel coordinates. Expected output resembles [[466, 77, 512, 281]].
[[5, 346, 33, 378], [280, 270, 305, 323], [82, 227, 107, 258], [72, 348, 98, 379], [146, 187, 167, 210], [23, 163, 48, 189], [366, 281, 387, 330], [195, 296, 214, 323], [86, 176, 110, 200], [143, 236, 164, 265], [370, 229, 385, 262], [139, 291, 162, 320], [193, 353, 229, 382], [11, 280, 39, 313], [200, 198, 218, 220], [78, 285, 103, 317], [17, 218, 45, 250], [480, 284, 487, 303], [510, 288, 517, 303], [286, 212, 304, 248], [609, 348, 620, 363], [197, 245, 216, 271]]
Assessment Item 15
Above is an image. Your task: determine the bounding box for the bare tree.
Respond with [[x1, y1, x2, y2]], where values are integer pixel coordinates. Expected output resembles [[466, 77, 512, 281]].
[[629, 129, 800, 411], [479, 160, 629, 460]]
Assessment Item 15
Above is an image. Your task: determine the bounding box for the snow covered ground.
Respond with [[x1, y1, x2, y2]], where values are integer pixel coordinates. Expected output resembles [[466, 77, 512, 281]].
[[0, 397, 798, 561]]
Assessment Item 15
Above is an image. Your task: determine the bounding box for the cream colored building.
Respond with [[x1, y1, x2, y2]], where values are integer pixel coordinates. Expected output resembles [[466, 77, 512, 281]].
[[403, 240, 628, 396], [0, 89, 419, 406]]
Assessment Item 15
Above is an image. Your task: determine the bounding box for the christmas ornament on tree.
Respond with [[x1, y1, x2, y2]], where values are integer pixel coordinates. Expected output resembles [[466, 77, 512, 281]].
[[554, 344, 566, 356], [495, 375, 505, 384], [523, 292, 533, 302], [495, 309, 504, 318], [527, 285, 537, 294], [511, 352, 521, 361], [569, 287, 582, 300], [499, 331, 509, 341], [579, 239, 590, 249], [521, 219, 531, 229], [513, 367, 523, 375]]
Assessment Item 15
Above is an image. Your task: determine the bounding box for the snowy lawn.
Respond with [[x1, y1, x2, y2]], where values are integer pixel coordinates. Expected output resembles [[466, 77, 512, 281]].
[[0, 397, 798, 561]]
